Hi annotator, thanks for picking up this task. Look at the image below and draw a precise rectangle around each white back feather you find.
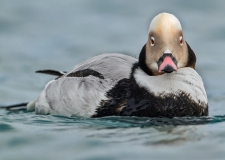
[63,53,137,81]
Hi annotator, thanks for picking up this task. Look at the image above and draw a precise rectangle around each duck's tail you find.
[0,100,36,112]
[1,69,64,112]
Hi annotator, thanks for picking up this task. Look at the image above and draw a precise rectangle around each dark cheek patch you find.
[185,42,196,69]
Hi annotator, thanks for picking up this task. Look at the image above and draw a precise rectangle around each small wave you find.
[91,115,225,127]
[2,108,225,128]
[0,123,15,132]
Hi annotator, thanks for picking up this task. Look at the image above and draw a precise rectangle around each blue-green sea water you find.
[1,1,225,159]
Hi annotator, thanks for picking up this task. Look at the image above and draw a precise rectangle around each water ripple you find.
[2,110,225,129]
[0,123,14,132]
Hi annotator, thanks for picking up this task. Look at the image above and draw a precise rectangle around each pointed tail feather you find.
[36,69,66,76]
[0,103,27,111]
[0,100,36,112]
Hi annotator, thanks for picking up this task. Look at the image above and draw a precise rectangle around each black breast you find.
[92,76,208,118]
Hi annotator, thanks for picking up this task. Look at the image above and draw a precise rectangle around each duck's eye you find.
[151,37,155,46]
[179,36,183,45]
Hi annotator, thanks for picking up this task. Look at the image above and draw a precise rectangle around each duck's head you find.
[139,12,196,76]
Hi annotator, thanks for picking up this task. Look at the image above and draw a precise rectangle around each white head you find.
[139,12,196,76]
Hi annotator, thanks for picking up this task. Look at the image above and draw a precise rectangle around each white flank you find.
[35,76,115,117]
[134,67,208,105]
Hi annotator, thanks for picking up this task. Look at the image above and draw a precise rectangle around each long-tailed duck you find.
[3,12,208,118]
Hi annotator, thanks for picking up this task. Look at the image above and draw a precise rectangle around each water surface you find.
[1,1,225,160]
